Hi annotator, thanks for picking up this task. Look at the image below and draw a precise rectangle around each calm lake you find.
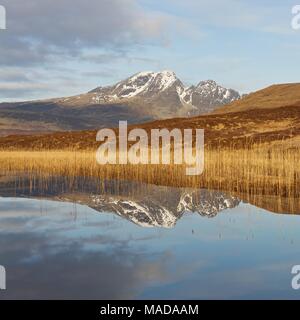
[0,175,299,299]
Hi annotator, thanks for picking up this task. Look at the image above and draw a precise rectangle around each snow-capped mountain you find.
[88,71,241,117]
[0,70,241,135]
[90,71,182,100]
[182,80,241,114]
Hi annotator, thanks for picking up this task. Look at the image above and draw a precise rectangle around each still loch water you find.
[0,176,299,299]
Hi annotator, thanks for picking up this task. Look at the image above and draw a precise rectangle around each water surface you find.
[0,175,299,299]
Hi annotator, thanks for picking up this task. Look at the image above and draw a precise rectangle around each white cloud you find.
[0,0,169,66]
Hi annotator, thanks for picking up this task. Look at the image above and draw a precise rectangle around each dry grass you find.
[0,144,298,200]
[214,83,300,114]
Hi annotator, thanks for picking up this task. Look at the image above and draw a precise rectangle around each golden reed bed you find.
[0,144,299,200]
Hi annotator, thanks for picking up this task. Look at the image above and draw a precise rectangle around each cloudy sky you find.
[0,0,299,101]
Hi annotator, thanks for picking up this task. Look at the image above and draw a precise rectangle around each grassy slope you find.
[0,104,299,150]
[214,83,300,114]
[0,82,300,150]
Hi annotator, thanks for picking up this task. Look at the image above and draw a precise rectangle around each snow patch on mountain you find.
[91,70,180,102]
[89,71,241,115]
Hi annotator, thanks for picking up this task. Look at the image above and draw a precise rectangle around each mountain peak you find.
[197,80,218,87]
[159,70,177,77]
[88,70,240,116]
[91,70,182,101]
[127,70,179,91]
[132,70,176,77]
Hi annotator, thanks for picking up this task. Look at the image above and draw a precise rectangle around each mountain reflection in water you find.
[0,175,241,228]
[0,174,300,299]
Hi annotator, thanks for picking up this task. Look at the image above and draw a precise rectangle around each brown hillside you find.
[214,83,300,114]
[0,104,299,150]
